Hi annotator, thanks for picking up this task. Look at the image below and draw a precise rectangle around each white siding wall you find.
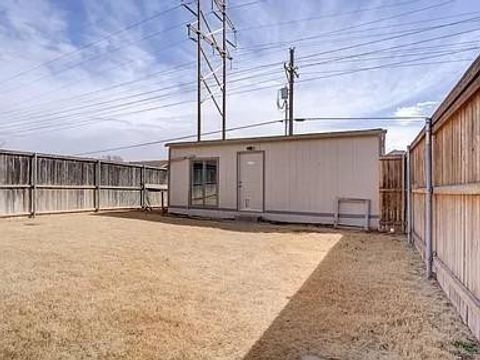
[168,134,381,226]
[169,143,252,209]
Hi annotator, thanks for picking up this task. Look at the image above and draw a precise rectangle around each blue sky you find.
[0,0,479,160]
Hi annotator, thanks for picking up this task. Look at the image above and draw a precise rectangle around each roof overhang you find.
[166,128,386,148]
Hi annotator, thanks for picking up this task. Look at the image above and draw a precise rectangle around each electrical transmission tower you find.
[182,0,237,141]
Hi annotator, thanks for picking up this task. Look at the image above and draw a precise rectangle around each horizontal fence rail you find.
[0,150,167,217]
[406,56,480,341]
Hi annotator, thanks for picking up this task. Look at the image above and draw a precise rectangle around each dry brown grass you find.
[0,211,477,359]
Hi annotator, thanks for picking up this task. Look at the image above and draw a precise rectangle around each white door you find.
[238,152,264,212]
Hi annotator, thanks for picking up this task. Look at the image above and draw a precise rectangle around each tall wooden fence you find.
[407,57,480,341]
[379,152,406,233]
[0,150,167,217]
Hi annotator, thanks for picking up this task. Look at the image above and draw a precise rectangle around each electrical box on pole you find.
[277,86,289,135]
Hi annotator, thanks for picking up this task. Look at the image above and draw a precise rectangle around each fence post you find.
[30,153,37,218]
[95,160,101,211]
[424,118,434,278]
[406,146,412,243]
[141,165,146,209]
[161,190,165,213]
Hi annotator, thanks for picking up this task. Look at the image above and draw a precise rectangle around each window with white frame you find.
[190,159,218,207]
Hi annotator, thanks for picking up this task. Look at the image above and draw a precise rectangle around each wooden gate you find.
[379,151,406,233]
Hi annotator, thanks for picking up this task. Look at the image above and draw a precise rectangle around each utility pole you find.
[182,0,237,142]
[284,47,299,136]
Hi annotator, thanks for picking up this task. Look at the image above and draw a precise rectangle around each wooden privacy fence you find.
[407,57,480,341]
[0,150,167,217]
[379,151,406,233]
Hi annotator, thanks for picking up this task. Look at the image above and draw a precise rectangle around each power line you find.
[4,24,189,95]
[2,42,317,128]
[0,0,265,135]
[0,63,287,130]
[75,119,284,156]
[4,21,480,133]
[5,61,278,126]
[2,0,266,114]
[301,45,479,69]
[231,9,477,74]
[229,0,267,10]
[298,56,477,86]
[321,9,480,41]
[2,0,464,141]
[6,21,476,122]
[11,57,453,136]
[0,4,183,86]
[232,17,480,77]
[74,116,429,156]
[228,27,480,93]
[298,15,480,63]
[4,45,474,131]
[237,0,429,32]
[301,58,475,77]
[224,57,475,99]
[1,78,197,127]
[0,62,195,118]
[1,2,466,120]
[236,0,453,52]
[243,19,480,59]
[311,46,479,64]
[2,50,473,135]
[2,117,131,138]
[297,116,427,121]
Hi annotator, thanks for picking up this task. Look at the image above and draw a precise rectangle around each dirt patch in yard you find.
[0,211,477,359]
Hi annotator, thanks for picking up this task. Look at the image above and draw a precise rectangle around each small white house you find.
[166,128,386,229]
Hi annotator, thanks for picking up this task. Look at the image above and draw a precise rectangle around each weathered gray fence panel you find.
[0,153,31,216]
[0,153,30,185]
[0,189,30,215]
[145,190,168,208]
[100,189,141,209]
[0,150,167,216]
[36,189,96,213]
[145,167,167,184]
[37,157,95,186]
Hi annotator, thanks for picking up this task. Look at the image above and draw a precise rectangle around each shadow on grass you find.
[93,210,471,358]
[240,234,369,359]
[240,234,474,360]
[93,209,347,234]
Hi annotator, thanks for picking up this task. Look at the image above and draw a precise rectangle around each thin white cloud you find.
[394,101,438,118]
